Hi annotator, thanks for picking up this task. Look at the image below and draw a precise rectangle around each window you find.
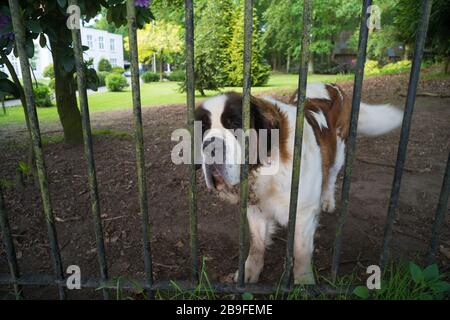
[109,39,115,52]
[87,35,93,49]
[98,36,104,50]
[110,58,117,67]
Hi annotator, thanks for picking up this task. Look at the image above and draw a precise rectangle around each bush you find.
[105,73,129,92]
[43,64,54,79]
[111,66,125,74]
[365,60,382,76]
[166,70,185,82]
[380,60,412,75]
[33,86,53,107]
[97,71,109,87]
[98,58,112,72]
[48,79,55,90]
[141,71,160,83]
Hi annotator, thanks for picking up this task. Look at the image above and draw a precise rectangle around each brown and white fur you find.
[195,82,403,284]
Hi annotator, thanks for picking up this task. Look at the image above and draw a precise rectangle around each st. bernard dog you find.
[194,82,403,285]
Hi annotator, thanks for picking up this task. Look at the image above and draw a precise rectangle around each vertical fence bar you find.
[282,0,312,291]
[184,0,198,283]
[379,0,433,270]
[8,0,66,299]
[237,0,252,288]
[126,0,153,296]
[427,151,450,265]
[0,185,22,298]
[69,0,109,300]
[330,0,372,281]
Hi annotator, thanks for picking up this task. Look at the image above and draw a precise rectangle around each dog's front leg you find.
[293,206,320,285]
[234,205,274,283]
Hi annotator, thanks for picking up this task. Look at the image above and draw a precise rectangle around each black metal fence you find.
[1,0,448,300]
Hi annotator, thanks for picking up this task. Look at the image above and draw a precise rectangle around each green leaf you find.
[423,264,439,282]
[0,71,7,80]
[0,78,19,97]
[241,292,254,300]
[57,0,67,8]
[25,37,34,58]
[353,286,369,299]
[39,34,47,48]
[430,281,450,293]
[418,293,433,300]
[61,55,75,73]
[26,20,42,34]
[409,262,424,284]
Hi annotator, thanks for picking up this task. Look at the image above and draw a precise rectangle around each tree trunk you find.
[50,42,83,145]
[159,51,164,81]
[286,48,291,74]
[308,59,314,74]
[0,50,36,176]
[445,56,449,74]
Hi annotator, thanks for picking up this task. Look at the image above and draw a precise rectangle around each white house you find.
[0,26,124,80]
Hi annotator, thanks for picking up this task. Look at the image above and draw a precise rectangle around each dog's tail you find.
[357,102,403,137]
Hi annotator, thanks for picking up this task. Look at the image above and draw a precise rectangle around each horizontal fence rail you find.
[0,0,447,299]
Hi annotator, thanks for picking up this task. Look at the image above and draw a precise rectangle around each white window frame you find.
[109,38,115,52]
[87,34,93,49]
[98,36,104,50]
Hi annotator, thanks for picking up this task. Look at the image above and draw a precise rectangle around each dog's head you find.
[195,92,287,193]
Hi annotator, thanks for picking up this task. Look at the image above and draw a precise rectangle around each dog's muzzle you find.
[201,132,241,190]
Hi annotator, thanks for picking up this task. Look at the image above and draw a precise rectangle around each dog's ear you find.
[249,97,283,167]
[250,96,281,132]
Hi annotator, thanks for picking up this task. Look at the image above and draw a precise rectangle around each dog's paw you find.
[233,260,262,284]
[294,272,316,285]
[321,196,336,213]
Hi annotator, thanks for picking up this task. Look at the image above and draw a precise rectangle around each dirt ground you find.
[0,74,449,299]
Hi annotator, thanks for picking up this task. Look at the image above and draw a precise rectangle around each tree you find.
[188,0,235,95]
[0,0,153,145]
[130,20,183,80]
[392,0,450,72]
[98,58,112,72]
[225,4,270,87]
[262,0,360,72]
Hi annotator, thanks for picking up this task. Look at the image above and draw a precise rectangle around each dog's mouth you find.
[209,164,226,190]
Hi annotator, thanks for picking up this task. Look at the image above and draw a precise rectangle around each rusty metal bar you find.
[282,0,312,291]
[331,0,372,281]
[8,0,66,299]
[69,0,109,300]
[426,150,450,265]
[0,185,22,298]
[379,0,433,271]
[126,0,154,296]
[237,0,253,288]
[184,0,198,284]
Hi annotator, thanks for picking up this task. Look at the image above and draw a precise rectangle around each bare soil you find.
[0,74,449,299]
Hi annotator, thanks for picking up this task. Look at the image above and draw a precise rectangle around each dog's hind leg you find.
[293,205,320,285]
[234,205,275,283]
[321,137,346,213]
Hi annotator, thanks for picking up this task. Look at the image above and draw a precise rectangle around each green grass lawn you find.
[0,73,353,127]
